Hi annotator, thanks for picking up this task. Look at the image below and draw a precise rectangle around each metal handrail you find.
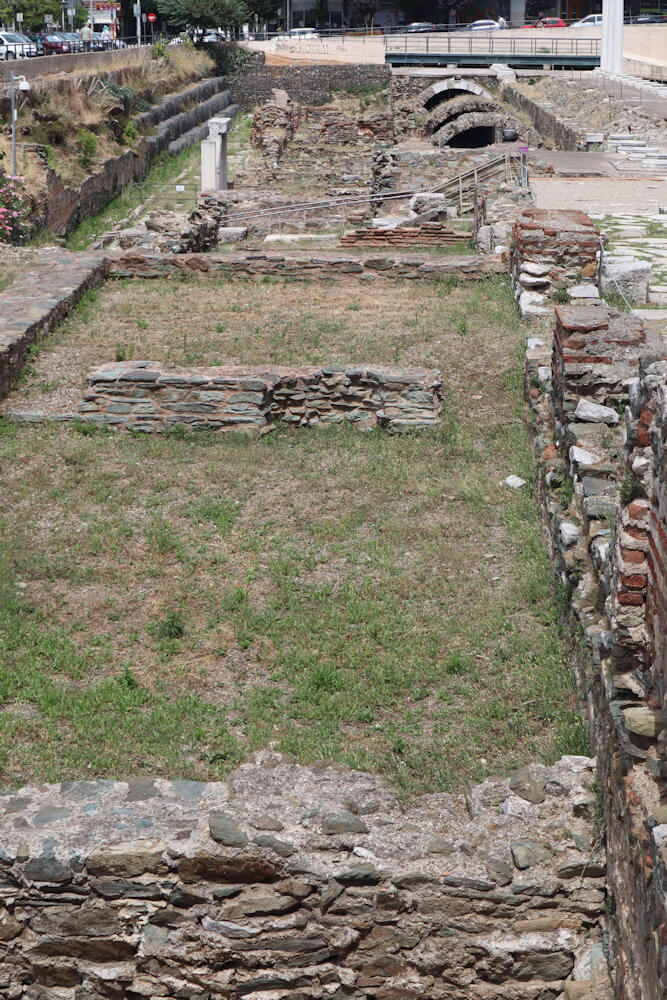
[385,32,601,55]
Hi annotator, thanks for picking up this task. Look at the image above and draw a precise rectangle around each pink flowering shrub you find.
[0,173,27,244]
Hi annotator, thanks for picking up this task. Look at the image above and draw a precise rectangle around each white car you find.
[466,19,501,30]
[288,27,320,38]
[571,13,603,26]
[0,31,36,58]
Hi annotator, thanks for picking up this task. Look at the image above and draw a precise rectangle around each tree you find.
[245,0,278,26]
[347,0,385,28]
[155,0,248,30]
[1,0,59,31]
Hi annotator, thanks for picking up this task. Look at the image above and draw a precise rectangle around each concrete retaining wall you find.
[0,44,152,85]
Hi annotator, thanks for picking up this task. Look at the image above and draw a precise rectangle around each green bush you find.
[205,42,252,77]
[122,119,138,144]
[152,39,167,59]
[76,128,97,169]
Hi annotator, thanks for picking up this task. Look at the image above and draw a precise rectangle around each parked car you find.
[0,30,37,58]
[464,18,502,29]
[521,16,567,26]
[35,32,71,54]
[405,21,435,31]
[571,13,603,26]
[58,31,80,51]
[287,27,320,38]
[630,12,665,22]
[15,31,39,54]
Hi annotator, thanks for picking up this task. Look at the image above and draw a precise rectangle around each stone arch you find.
[419,78,495,111]
[426,94,497,135]
[431,111,500,148]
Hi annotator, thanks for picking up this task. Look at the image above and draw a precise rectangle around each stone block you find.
[599,255,651,305]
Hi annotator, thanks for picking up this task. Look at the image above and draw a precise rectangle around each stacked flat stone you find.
[551,301,660,425]
[106,249,504,283]
[510,209,600,304]
[609,358,667,736]
[0,753,612,1000]
[0,250,106,400]
[340,224,469,248]
[525,297,667,1000]
[317,113,359,145]
[78,362,443,434]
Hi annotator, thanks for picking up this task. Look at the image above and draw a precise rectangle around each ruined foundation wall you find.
[499,83,581,151]
[229,56,391,111]
[106,249,504,282]
[72,361,443,434]
[525,286,666,999]
[0,755,609,999]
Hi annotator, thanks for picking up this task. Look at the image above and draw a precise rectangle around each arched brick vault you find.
[431,111,501,146]
[427,94,499,134]
[419,78,495,111]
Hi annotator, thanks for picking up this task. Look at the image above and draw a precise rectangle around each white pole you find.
[601,0,623,73]
[11,69,16,177]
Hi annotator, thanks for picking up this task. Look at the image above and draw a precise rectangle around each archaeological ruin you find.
[0,33,666,1000]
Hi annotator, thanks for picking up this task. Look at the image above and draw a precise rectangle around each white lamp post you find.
[10,72,31,178]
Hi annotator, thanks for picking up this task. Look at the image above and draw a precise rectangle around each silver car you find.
[0,31,37,58]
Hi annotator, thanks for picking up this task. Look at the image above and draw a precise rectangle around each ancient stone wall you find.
[0,754,610,999]
[0,250,106,401]
[72,361,443,434]
[229,56,390,111]
[525,289,667,999]
[106,248,505,282]
[499,83,581,151]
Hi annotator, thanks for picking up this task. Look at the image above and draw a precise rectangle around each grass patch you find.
[0,276,575,794]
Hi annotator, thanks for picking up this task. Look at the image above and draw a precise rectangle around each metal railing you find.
[384,32,601,56]
[0,32,178,61]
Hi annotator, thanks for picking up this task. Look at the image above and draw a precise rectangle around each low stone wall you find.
[73,361,443,434]
[229,55,390,110]
[106,249,504,282]
[0,250,106,401]
[551,301,657,423]
[525,296,667,999]
[340,224,469,248]
[500,83,582,151]
[510,208,600,316]
[0,752,611,999]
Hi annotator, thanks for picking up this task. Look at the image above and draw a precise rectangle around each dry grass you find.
[4,275,518,414]
[7,46,213,200]
[0,275,581,792]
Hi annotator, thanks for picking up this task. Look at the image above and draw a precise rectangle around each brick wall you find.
[525,285,667,1000]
